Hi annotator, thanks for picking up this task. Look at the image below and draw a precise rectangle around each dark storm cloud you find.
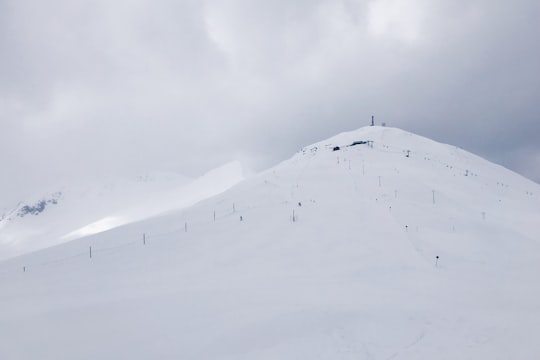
[1,0,539,204]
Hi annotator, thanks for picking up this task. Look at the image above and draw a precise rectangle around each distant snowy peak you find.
[17,192,62,217]
[0,192,62,222]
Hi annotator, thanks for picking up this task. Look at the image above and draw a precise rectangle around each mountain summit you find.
[1,126,539,359]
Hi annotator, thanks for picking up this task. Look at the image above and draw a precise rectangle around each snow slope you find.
[0,161,245,260]
[1,126,539,359]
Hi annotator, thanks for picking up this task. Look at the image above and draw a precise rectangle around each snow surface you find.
[0,161,245,260]
[1,126,539,359]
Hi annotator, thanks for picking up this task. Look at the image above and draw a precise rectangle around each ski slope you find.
[1,126,539,359]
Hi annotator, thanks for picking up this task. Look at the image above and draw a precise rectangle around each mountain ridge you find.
[0,161,245,260]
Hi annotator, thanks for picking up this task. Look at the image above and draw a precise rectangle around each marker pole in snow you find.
[185,222,187,232]
[214,211,216,221]
[435,255,440,267]
[432,190,436,204]
[143,233,146,245]
[89,246,92,259]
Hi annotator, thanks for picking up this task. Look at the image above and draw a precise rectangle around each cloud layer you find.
[1,0,539,203]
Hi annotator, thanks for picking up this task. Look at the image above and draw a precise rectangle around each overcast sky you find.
[1,0,539,204]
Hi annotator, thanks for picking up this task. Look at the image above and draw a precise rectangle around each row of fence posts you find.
[20,197,381,273]
[18,201,266,272]
[16,189,452,273]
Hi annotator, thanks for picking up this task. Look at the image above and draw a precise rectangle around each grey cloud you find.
[1,0,539,205]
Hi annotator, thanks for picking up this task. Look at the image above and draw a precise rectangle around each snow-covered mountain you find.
[0,161,245,260]
[1,126,539,359]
